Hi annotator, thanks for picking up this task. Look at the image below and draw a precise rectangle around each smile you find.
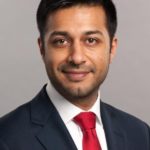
[62,70,90,81]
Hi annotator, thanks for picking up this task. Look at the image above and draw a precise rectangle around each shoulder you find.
[0,85,47,134]
[0,100,31,136]
[101,101,150,149]
[0,100,34,149]
[101,101,150,131]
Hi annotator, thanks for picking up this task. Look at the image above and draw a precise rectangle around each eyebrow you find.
[84,30,103,36]
[49,30,103,38]
[50,31,69,37]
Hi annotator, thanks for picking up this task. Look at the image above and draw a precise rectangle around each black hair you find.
[36,0,117,42]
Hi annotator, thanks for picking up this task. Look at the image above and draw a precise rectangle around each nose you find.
[68,41,86,65]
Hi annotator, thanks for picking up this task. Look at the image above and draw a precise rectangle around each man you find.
[0,0,149,149]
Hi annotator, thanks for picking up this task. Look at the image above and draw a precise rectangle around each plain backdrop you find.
[0,0,150,125]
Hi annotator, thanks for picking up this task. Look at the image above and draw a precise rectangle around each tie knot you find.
[74,112,96,131]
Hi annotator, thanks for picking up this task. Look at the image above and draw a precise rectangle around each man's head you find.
[37,0,118,109]
[37,0,117,43]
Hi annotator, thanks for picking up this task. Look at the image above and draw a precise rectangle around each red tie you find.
[74,112,102,150]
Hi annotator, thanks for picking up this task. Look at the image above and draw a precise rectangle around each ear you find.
[37,37,45,57]
[109,37,118,63]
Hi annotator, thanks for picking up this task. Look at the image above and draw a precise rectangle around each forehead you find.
[45,5,107,36]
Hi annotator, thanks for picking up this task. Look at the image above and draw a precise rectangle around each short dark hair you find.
[36,0,117,42]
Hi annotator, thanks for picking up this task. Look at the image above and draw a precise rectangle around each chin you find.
[62,85,97,99]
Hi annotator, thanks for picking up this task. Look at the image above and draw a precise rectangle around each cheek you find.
[44,50,67,71]
[87,49,110,67]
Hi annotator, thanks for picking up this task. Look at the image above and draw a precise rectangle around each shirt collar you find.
[46,81,102,125]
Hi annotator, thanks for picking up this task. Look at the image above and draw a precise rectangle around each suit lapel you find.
[30,86,77,150]
[101,101,126,150]
[30,86,126,150]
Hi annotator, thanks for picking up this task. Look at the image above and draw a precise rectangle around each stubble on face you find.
[40,5,116,109]
[48,62,109,108]
[45,51,110,106]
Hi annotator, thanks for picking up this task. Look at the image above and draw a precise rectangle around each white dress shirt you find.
[46,82,108,150]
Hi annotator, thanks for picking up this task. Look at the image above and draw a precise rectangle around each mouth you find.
[62,70,90,82]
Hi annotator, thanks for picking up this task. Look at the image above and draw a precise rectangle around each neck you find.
[66,91,98,111]
[47,82,100,111]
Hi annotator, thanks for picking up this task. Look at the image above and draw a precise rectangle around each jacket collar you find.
[101,102,126,150]
[30,86,126,150]
[30,86,77,150]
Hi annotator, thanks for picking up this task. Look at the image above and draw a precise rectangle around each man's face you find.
[38,6,117,102]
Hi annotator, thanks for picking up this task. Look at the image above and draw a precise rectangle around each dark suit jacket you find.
[0,86,150,150]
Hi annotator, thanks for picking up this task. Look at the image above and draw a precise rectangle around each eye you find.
[51,38,68,47]
[85,38,98,46]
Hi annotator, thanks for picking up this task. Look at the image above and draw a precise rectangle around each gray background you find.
[0,0,150,125]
